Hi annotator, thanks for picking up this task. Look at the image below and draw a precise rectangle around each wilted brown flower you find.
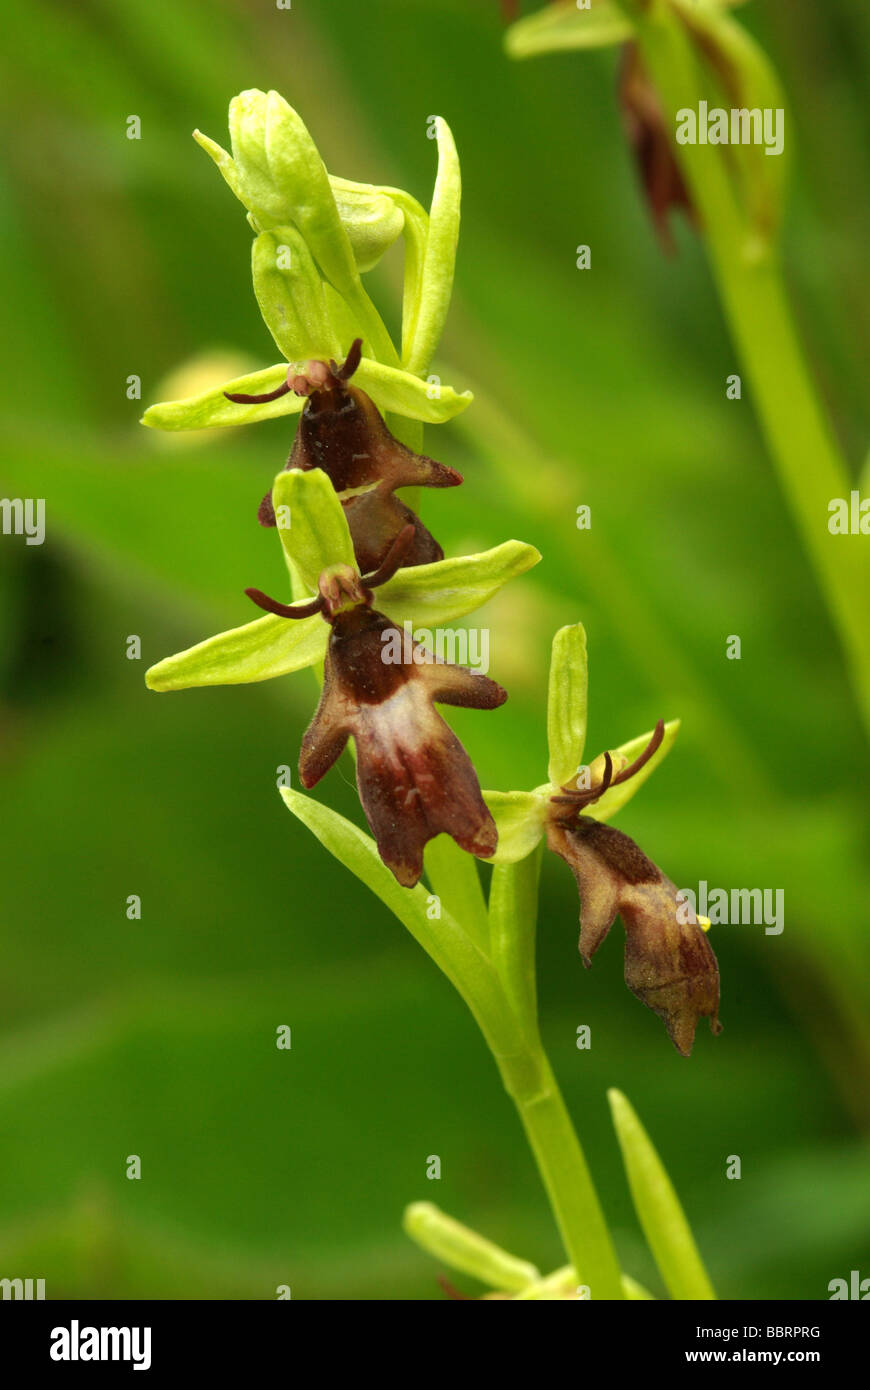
[246,528,505,888]
[547,722,721,1056]
[227,339,462,572]
[619,43,697,254]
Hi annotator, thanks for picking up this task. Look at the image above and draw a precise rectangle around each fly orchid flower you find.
[225,338,463,571]
[483,623,721,1055]
[146,467,540,884]
[247,525,506,886]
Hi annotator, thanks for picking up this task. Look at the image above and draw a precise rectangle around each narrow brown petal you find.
[619,43,697,254]
[548,817,721,1056]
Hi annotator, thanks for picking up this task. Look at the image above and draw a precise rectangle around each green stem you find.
[488,852,624,1298]
[496,1046,624,1298]
[624,0,870,739]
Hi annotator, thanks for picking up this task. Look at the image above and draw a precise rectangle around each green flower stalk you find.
[506,0,870,743]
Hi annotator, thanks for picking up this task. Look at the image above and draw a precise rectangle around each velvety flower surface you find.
[227,339,462,571]
[300,598,505,888]
[548,813,721,1057]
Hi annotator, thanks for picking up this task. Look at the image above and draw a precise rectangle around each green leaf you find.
[271,468,356,592]
[280,789,512,1051]
[546,623,588,788]
[252,227,341,363]
[584,719,680,823]
[403,1202,540,1292]
[145,611,326,692]
[328,176,406,272]
[424,836,490,953]
[404,117,461,376]
[378,540,541,628]
[481,791,547,866]
[505,1,634,60]
[608,1089,716,1301]
[141,365,304,432]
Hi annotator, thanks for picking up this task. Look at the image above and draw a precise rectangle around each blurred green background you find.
[1,0,868,1300]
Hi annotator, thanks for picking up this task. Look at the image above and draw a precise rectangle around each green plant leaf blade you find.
[608,1088,716,1301]
[279,789,510,1048]
[547,623,589,788]
[145,612,326,691]
[378,540,541,628]
[141,365,304,432]
[403,1202,540,1291]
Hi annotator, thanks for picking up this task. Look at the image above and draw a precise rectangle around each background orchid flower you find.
[482,624,718,1054]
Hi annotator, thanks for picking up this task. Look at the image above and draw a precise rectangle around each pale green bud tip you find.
[403,1202,540,1292]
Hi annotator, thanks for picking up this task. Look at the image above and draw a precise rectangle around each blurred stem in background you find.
[510,0,870,742]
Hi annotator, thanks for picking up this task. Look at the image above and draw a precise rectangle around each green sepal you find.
[481,791,547,866]
[546,623,588,788]
[271,467,356,592]
[378,540,541,628]
[145,611,326,692]
[142,357,472,434]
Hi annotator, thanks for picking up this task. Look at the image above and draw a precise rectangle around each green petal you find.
[608,1089,716,1300]
[252,227,341,363]
[583,719,680,823]
[145,611,326,692]
[505,1,634,59]
[141,364,303,432]
[378,540,541,628]
[271,467,356,592]
[329,176,406,273]
[480,791,547,865]
[547,623,588,788]
[403,117,461,376]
